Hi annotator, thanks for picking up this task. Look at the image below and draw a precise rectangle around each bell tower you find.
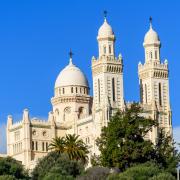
[92,13,124,128]
[138,18,172,138]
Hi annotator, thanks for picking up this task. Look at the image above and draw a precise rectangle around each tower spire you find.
[103,10,107,21]
[149,16,153,28]
[69,49,73,65]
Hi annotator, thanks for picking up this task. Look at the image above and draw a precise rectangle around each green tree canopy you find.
[96,103,157,170]
[154,128,180,176]
[31,152,84,180]
[0,157,29,180]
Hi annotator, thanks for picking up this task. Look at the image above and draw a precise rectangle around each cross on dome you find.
[98,10,114,38]
[55,49,89,88]
[104,10,107,20]
[149,16,153,28]
[69,49,74,65]
[143,17,160,46]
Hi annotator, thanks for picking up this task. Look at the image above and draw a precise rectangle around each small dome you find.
[55,59,89,88]
[144,25,160,45]
[98,18,114,38]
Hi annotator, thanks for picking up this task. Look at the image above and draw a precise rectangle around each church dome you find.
[98,18,114,38]
[55,59,89,88]
[144,22,160,45]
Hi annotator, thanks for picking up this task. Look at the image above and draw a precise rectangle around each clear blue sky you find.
[0,0,180,152]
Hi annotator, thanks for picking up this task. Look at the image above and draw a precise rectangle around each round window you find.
[42,131,47,137]
[32,130,36,136]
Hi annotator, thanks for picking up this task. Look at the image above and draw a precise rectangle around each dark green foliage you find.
[96,103,179,176]
[112,162,160,180]
[0,157,29,180]
[77,166,110,180]
[150,172,175,180]
[31,151,84,180]
[65,134,89,164]
[49,134,89,164]
[154,128,180,176]
[96,103,157,170]
[90,154,101,167]
[107,162,175,180]
[48,136,65,154]
[43,173,74,180]
[0,175,16,180]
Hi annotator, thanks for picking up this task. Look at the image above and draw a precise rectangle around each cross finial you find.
[104,10,107,19]
[149,16,153,28]
[69,49,73,59]
[69,49,74,65]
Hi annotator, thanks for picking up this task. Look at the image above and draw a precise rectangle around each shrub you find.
[43,173,74,180]
[150,172,175,180]
[0,175,16,180]
[108,162,161,180]
[77,166,110,180]
[0,157,29,179]
[31,152,84,180]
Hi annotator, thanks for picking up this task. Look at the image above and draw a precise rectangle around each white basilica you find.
[6,16,172,169]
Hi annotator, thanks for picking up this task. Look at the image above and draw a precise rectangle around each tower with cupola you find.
[138,18,172,141]
[92,13,124,133]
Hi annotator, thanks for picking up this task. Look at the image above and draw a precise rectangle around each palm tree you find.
[49,134,89,164]
[64,134,89,164]
[49,136,65,154]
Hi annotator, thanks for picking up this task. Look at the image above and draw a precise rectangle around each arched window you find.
[71,87,73,93]
[32,141,34,151]
[78,107,85,119]
[80,88,82,93]
[63,88,65,94]
[150,52,153,59]
[155,50,158,59]
[107,109,109,120]
[98,79,100,103]
[36,141,38,151]
[64,107,71,121]
[42,142,44,151]
[46,142,48,151]
[140,79,143,103]
[55,109,59,121]
[145,84,148,104]
[159,83,162,106]
[86,137,90,144]
[76,87,78,93]
[84,88,86,94]
[103,46,106,54]
[109,45,111,54]
[112,78,115,101]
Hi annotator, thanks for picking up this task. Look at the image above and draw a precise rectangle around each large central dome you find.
[55,59,89,88]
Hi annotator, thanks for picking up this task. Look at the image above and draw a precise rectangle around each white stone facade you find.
[6,17,172,169]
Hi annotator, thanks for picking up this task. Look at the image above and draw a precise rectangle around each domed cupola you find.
[98,19,114,39]
[54,51,89,97]
[55,59,89,88]
[143,17,161,47]
[97,12,115,40]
